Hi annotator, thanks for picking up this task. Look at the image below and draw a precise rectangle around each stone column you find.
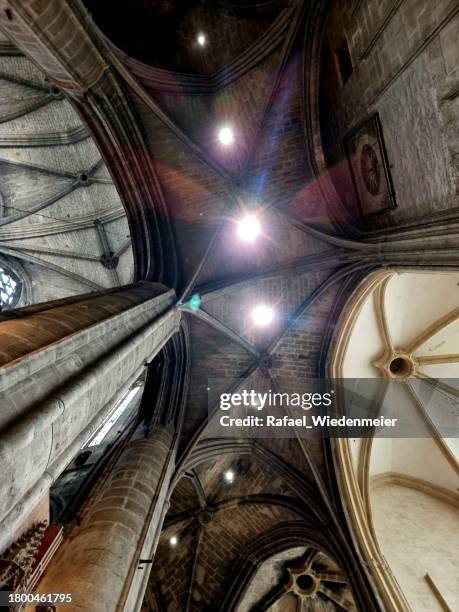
[0,282,180,551]
[36,427,176,612]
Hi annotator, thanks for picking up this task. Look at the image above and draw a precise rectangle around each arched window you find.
[0,265,21,308]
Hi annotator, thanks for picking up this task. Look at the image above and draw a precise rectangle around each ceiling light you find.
[197,33,206,46]
[169,536,178,548]
[224,470,235,484]
[237,215,261,242]
[218,125,234,146]
[252,304,274,327]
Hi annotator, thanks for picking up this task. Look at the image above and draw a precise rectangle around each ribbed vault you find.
[0,1,457,611]
[0,32,134,304]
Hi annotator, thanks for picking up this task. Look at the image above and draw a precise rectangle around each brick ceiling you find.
[1,1,364,609]
[1,2,457,610]
[84,0,287,74]
[80,2,357,609]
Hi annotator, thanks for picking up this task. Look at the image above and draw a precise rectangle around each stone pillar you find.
[0,282,180,552]
[36,427,175,612]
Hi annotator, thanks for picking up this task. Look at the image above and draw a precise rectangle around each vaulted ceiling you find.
[84,0,287,74]
[0,29,134,305]
[0,0,457,610]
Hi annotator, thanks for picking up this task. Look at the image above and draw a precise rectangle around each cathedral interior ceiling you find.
[0,31,134,305]
[0,0,457,609]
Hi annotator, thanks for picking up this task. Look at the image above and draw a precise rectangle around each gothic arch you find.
[328,268,459,611]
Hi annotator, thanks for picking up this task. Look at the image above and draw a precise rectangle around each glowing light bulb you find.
[237,215,261,242]
[218,125,234,146]
[169,536,178,548]
[252,304,274,327]
[197,33,206,46]
[224,470,235,484]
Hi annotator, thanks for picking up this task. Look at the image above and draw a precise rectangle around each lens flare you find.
[189,294,201,312]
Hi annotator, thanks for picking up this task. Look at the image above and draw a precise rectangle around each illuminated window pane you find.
[0,265,20,308]
[85,386,141,447]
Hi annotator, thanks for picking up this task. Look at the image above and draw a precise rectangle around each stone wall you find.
[322,0,459,228]
[371,483,458,611]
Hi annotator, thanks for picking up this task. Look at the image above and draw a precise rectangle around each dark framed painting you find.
[344,113,397,217]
